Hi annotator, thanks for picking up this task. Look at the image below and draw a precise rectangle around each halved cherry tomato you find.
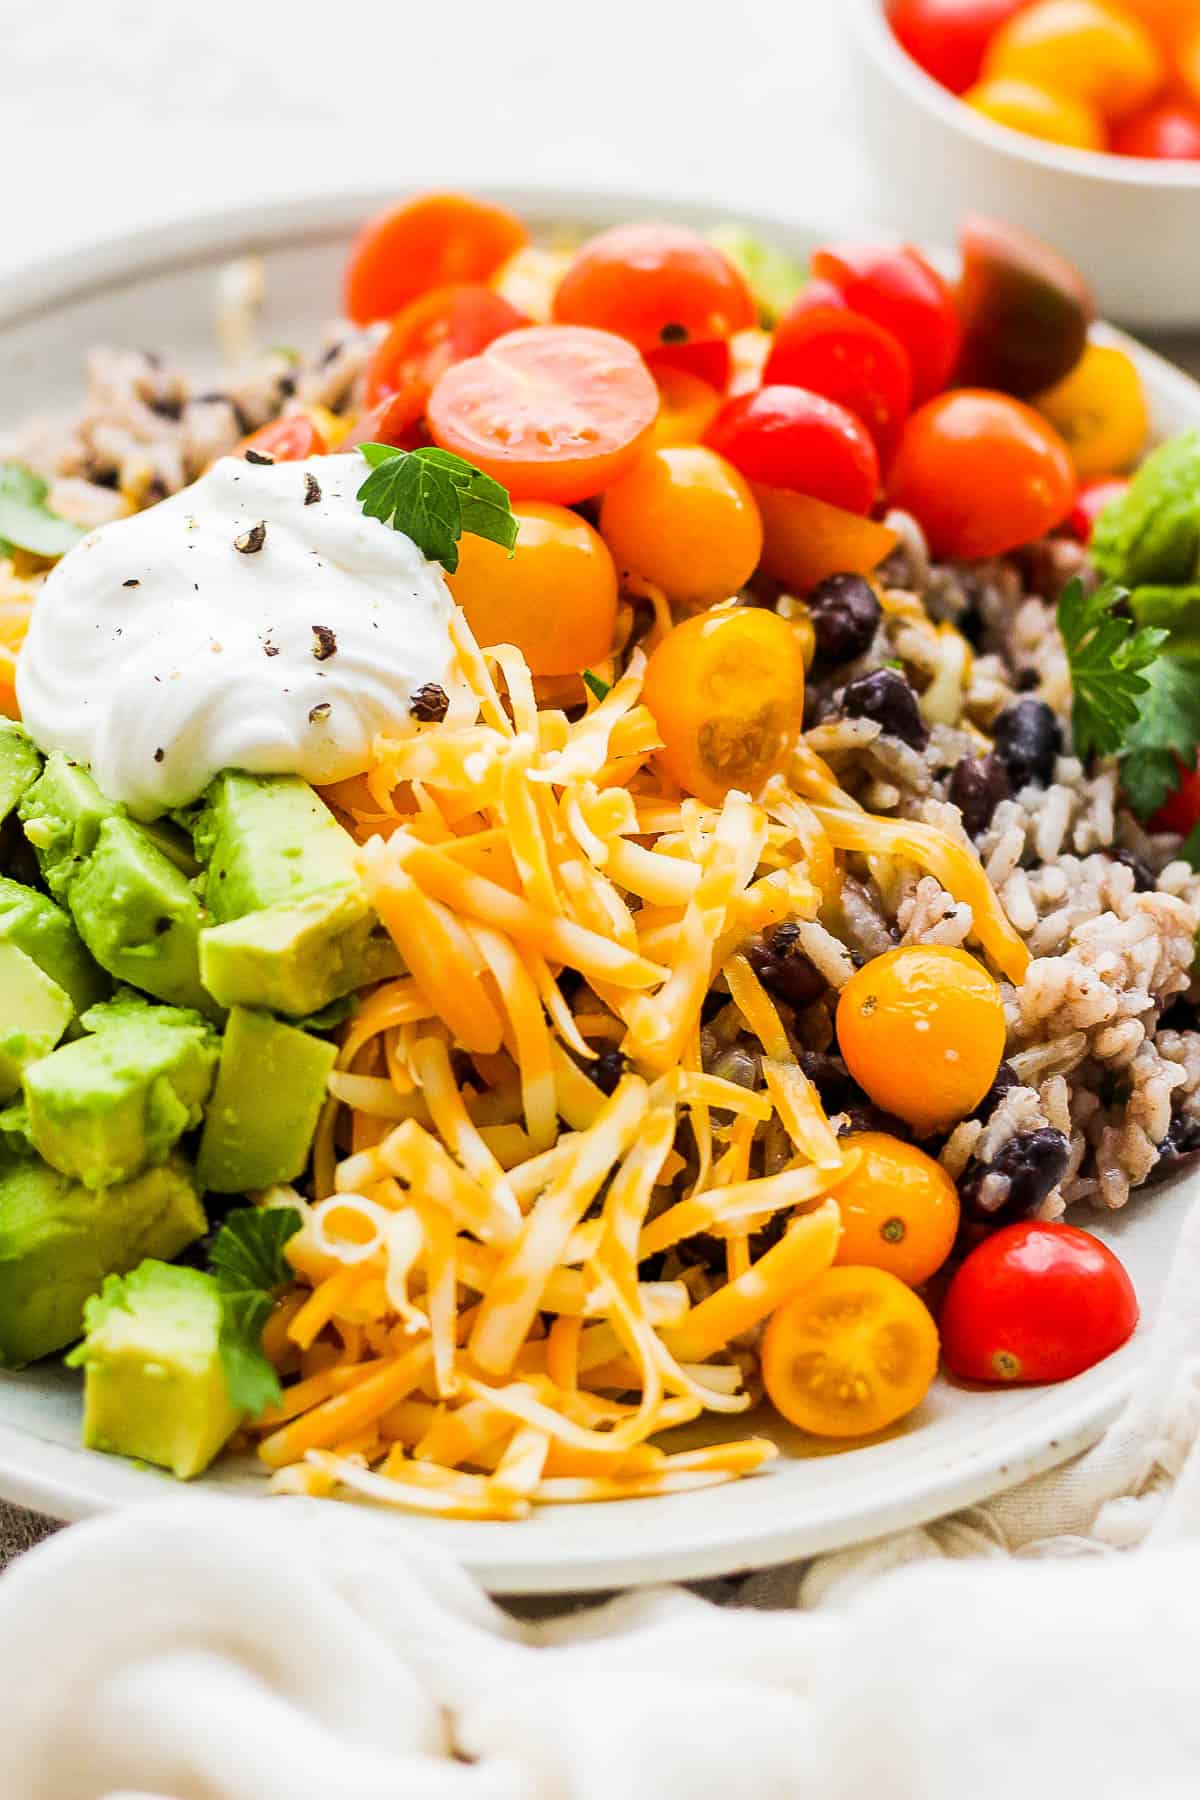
[887,0,1036,93]
[940,1220,1139,1383]
[753,487,901,592]
[649,367,724,448]
[956,216,1094,398]
[598,446,762,608]
[1067,474,1131,540]
[705,387,880,515]
[888,389,1075,560]
[983,0,1165,122]
[427,324,658,505]
[762,1265,940,1438]
[763,301,913,465]
[237,414,327,462]
[445,502,618,676]
[834,1133,961,1287]
[642,606,807,805]
[1113,98,1200,156]
[553,222,755,353]
[343,193,527,327]
[812,243,961,402]
[963,74,1109,148]
[1148,759,1200,833]
[1035,341,1148,478]
[647,338,732,391]
[361,285,528,411]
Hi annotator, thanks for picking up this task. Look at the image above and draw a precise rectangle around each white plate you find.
[0,189,1197,1595]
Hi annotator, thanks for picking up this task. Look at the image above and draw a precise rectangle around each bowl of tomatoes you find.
[850,0,1200,329]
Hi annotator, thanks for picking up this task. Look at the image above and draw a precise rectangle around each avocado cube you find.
[0,875,109,1015]
[68,1261,241,1479]
[0,944,73,1100]
[196,1006,335,1193]
[0,721,41,827]
[200,887,379,1018]
[18,753,115,903]
[23,997,220,1189]
[0,1150,206,1368]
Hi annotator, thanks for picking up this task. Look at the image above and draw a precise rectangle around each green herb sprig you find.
[357,444,518,573]
[209,1205,302,1414]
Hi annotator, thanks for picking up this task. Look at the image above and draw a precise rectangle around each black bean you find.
[840,1101,914,1142]
[947,752,1011,837]
[992,698,1061,790]
[1014,668,1040,693]
[1159,995,1200,1033]
[796,1050,857,1115]
[1157,1109,1200,1166]
[1112,848,1155,893]
[841,668,929,749]
[958,1127,1070,1225]
[805,573,881,664]
[587,1047,627,1096]
[746,922,826,1010]
[975,1060,1018,1122]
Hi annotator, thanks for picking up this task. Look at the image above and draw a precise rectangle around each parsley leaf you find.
[0,462,84,560]
[1119,653,1200,819]
[582,670,611,702]
[209,1205,302,1414]
[357,444,518,574]
[1058,577,1166,761]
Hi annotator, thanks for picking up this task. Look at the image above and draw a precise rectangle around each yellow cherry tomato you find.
[1035,341,1149,477]
[446,501,617,676]
[963,76,1108,148]
[642,605,806,805]
[984,0,1166,122]
[650,368,724,448]
[833,1133,961,1287]
[600,446,763,610]
[837,945,1006,1135]
[761,1265,940,1439]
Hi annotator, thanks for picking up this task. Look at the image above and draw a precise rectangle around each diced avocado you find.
[200,887,379,1017]
[0,1149,206,1368]
[0,945,73,1100]
[68,1261,241,1479]
[18,753,115,903]
[139,816,201,879]
[707,224,807,328]
[0,875,109,1014]
[1092,431,1200,589]
[23,994,219,1189]
[196,1006,335,1193]
[0,721,41,827]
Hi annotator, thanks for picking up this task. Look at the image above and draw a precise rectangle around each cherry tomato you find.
[752,487,901,592]
[1067,474,1131,540]
[649,367,724,448]
[1122,0,1200,46]
[956,215,1094,398]
[427,324,658,505]
[642,606,807,805]
[1148,759,1200,832]
[553,222,755,354]
[963,75,1109,147]
[984,0,1165,122]
[763,301,913,465]
[361,285,528,412]
[705,387,880,515]
[812,243,961,402]
[838,944,1007,1134]
[728,329,773,398]
[888,390,1075,560]
[237,414,327,462]
[1035,341,1148,478]
[940,1220,1139,1383]
[833,1133,961,1287]
[445,502,618,676]
[762,1266,940,1438]
[599,446,762,609]
[888,0,1036,92]
[343,193,527,327]
[1113,98,1200,155]
[647,338,732,391]
[336,391,429,456]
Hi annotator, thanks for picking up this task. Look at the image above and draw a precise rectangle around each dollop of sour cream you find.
[16,454,471,817]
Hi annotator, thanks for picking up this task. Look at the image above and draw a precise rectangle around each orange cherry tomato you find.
[963,75,1109,147]
[445,501,618,676]
[237,414,327,462]
[837,944,1007,1135]
[553,222,756,354]
[752,486,902,593]
[343,193,527,327]
[833,1133,961,1287]
[642,606,806,805]
[649,367,724,448]
[1121,0,1199,46]
[887,389,1075,560]
[598,446,763,609]
[361,285,528,412]
[427,324,658,505]
[983,0,1166,122]
[1035,341,1148,477]
[761,1266,940,1438]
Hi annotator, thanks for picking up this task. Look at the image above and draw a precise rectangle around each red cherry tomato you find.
[1067,474,1131,541]
[647,338,732,391]
[361,285,528,411]
[343,193,527,327]
[887,389,1075,559]
[1113,101,1200,158]
[427,324,658,505]
[812,242,962,402]
[705,386,880,515]
[940,1221,1139,1384]
[553,222,756,353]
[888,0,1035,93]
[763,302,913,465]
[336,390,429,456]
[1148,761,1200,834]
[237,415,327,462]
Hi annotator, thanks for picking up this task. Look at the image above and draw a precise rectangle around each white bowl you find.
[849,0,1200,330]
